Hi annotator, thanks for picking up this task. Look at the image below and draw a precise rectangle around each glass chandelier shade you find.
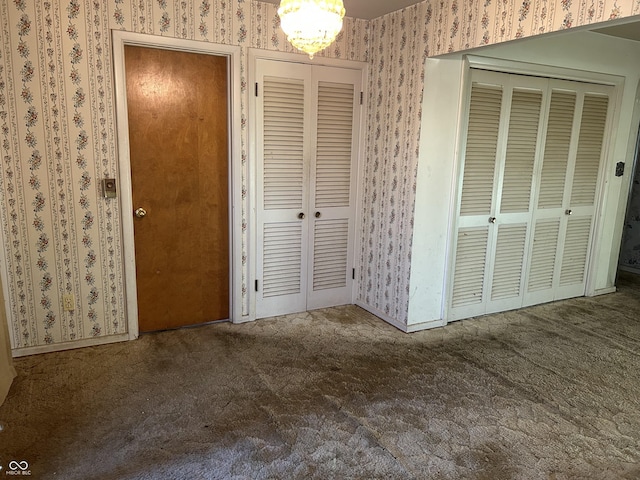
[277,0,346,59]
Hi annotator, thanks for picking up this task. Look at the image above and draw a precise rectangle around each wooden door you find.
[125,46,229,332]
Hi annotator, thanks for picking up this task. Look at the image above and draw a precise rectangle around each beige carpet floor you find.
[1,272,640,479]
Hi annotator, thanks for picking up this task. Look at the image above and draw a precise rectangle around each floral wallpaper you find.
[1,0,124,348]
[620,155,640,270]
[104,0,368,322]
[0,0,638,352]
[358,0,640,324]
[358,5,429,322]
[0,0,368,351]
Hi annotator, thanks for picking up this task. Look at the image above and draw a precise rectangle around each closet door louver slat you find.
[315,82,354,208]
[560,217,593,286]
[527,219,561,292]
[263,223,303,297]
[313,219,348,290]
[491,224,527,301]
[538,91,576,209]
[460,84,502,216]
[263,77,305,210]
[451,228,489,308]
[571,94,609,207]
[500,90,542,213]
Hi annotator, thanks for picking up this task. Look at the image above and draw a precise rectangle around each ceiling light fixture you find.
[277,0,346,59]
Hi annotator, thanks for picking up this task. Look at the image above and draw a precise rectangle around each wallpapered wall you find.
[0,0,368,350]
[358,0,640,324]
[0,0,125,348]
[1,0,638,351]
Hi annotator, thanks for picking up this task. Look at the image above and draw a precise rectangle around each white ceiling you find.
[258,0,423,20]
[259,1,640,39]
[592,21,640,42]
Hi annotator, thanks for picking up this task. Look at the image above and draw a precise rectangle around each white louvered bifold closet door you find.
[524,81,612,305]
[486,84,545,314]
[307,67,361,310]
[450,69,613,322]
[449,70,545,321]
[450,75,502,320]
[524,88,576,305]
[256,61,311,318]
[255,60,361,319]
[555,88,611,299]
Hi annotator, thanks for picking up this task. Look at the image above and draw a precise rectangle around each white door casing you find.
[112,32,243,340]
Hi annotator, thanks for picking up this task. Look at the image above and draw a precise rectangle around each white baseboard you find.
[12,333,130,358]
[589,286,617,297]
[355,301,409,332]
[355,301,447,333]
[233,315,256,324]
[405,318,447,332]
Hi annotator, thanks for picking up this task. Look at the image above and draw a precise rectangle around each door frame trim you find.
[246,49,368,321]
[112,31,242,338]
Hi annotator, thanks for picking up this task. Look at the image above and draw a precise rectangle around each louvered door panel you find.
[315,82,354,208]
[460,84,502,216]
[538,91,576,209]
[450,71,612,323]
[570,94,609,207]
[263,77,305,210]
[451,227,489,310]
[526,219,561,293]
[500,90,542,213]
[490,224,527,301]
[559,217,592,287]
[256,61,310,318]
[257,60,361,318]
[307,67,360,311]
[313,219,348,290]
[263,223,303,297]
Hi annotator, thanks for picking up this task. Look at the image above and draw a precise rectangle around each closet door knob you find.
[315,211,321,218]
[298,212,305,219]
[565,209,573,216]
[488,216,497,224]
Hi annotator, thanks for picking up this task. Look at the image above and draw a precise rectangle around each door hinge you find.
[360,91,363,105]
[255,279,259,291]
[352,268,355,280]
[255,82,259,97]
